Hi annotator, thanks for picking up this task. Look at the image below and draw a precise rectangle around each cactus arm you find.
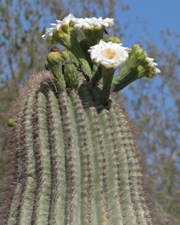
[47,52,66,90]
[63,63,79,89]
[111,44,144,92]
[112,67,139,92]
[111,44,160,92]
[62,50,79,67]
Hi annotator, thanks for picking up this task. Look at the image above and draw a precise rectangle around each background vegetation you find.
[0,0,179,223]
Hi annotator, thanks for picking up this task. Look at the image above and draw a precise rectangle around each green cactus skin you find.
[0,67,155,224]
[63,63,79,89]
[62,50,80,68]
[47,52,66,90]
[91,66,102,85]
[111,45,148,92]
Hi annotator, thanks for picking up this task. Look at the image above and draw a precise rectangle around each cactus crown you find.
[0,14,161,225]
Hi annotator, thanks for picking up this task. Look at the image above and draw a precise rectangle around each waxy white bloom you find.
[73,17,114,30]
[88,40,129,69]
[42,14,114,44]
[145,53,161,77]
[42,28,57,43]
[42,14,75,42]
[50,13,76,31]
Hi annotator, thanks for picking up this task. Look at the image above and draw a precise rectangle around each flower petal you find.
[73,17,114,30]
[88,40,129,69]
[145,53,161,77]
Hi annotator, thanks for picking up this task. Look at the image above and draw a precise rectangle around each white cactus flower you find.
[145,54,161,77]
[42,27,57,43]
[42,14,76,42]
[88,40,129,69]
[73,17,114,30]
[51,13,75,30]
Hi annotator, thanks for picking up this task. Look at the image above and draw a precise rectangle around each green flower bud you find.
[107,36,122,43]
[7,119,16,127]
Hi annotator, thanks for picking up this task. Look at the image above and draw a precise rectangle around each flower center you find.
[101,48,117,59]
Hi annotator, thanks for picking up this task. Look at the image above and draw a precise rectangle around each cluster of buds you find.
[42,14,161,104]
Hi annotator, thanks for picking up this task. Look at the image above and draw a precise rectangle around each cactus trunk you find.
[0,69,154,225]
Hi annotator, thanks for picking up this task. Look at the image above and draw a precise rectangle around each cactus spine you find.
[0,14,161,225]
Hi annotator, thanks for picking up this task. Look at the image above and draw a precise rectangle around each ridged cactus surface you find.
[0,71,153,225]
[0,14,161,225]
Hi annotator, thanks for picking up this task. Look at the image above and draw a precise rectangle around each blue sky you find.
[116,0,180,49]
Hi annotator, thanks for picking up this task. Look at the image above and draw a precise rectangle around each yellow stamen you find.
[101,48,117,59]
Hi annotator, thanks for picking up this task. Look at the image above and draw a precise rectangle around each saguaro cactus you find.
[0,14,161,225]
